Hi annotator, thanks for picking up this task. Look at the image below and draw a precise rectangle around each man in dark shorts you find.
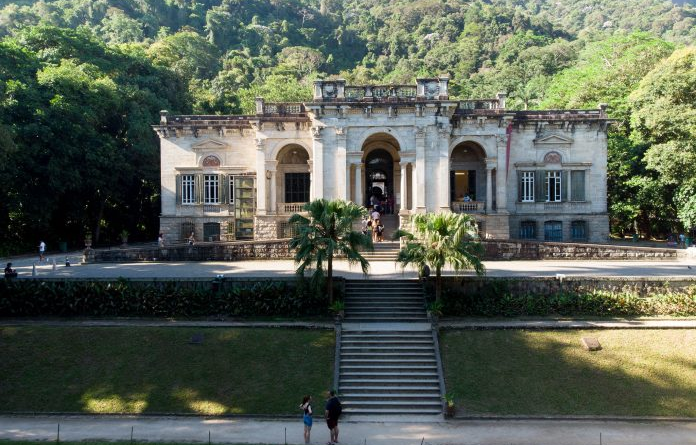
[324,390,342,444]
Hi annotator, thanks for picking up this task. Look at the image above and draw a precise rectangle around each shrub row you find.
[439,286,696,317]
[0,279,333,318]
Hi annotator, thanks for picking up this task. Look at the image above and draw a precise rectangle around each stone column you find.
[307,159,314,199]
[346,164,352,202]
[255,139,267,215]
[486,165,493,214]
[439,128,451,211]
[311,127,324,200]
[268,161,277,214]
[399,162,408,213]
[415,126,426,212]
[335,127,347,200]
[355,162,363,207]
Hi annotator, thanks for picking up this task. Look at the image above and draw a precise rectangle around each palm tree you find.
[289,199,373,304]
[393,212,485,302]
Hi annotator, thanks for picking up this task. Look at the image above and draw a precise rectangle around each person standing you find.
[325,390,342,445]
[299,395,313,444]
[158,233,165,248]
[376,219,385,242]
[38,240,46,262]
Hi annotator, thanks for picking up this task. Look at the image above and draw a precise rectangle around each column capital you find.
[311,126,324,140]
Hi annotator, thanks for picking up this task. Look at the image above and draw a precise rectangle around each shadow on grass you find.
[0,327,334,415]
[441,329,696,416]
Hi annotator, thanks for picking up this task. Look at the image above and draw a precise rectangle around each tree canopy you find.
[1,0,695,251]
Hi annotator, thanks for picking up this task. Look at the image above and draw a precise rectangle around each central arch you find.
[360,132,401,213]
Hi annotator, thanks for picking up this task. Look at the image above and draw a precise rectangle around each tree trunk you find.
[327,254,333,305]
[435,268,442,303]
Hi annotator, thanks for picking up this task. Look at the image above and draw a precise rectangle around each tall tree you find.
[629,47,696,230]
[393,213,485,303]
[289,199,372,304]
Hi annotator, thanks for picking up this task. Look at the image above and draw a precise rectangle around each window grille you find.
[571,221,587,241]
[544,221,563,242]
[519,221,536,239]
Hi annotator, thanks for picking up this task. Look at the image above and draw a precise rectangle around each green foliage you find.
[289,199,372,303]
[0,278,331,317]
[440,286,696,317]
[395,212,485,302]
[542,32,674,121]
[630,47,696,229]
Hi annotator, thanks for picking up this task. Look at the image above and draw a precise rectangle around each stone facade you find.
[154,77,611,243]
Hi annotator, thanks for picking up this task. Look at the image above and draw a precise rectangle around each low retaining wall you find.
[86,240,291,262]
[440,276,696,297]
[482,240,682,260]
[85,239,683,262]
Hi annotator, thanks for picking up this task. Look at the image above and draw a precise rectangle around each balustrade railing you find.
[451,201,485,213]
[263,103,305,115]
[278,202,308,214]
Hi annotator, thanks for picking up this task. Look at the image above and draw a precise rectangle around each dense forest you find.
[0,0,695,253]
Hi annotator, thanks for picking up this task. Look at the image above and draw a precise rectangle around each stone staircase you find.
[338,279,443,416]
[361,241,400,262]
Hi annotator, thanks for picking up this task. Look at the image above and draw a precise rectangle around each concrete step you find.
[345,314,428,323]
[341,335,432,341]
[339,378,440,385]
[341,356,437,369]
[343,401,442,409]
[342,393,442,401]
[340,371,439,378]
[340,366,437,372]
[339,386,439,393]
[342,407,442,415]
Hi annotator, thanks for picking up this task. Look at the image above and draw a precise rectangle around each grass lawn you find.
[0,327,334,415]
[441,329,696,417]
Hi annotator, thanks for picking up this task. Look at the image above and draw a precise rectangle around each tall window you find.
[545,171,562,202]
[519,221,536,239]
[285,173,310,203]
[521,171,535,202]
[181,174,195,204]
[204,174,219,204]
[571,170,586,201]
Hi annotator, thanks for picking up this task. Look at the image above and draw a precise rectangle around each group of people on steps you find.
[299,390,342,445]
[362,192,387,242]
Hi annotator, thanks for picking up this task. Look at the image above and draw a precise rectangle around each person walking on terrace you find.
[38,240,46,262]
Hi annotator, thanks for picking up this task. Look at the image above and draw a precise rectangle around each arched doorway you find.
[276,144,310,214]
[365,149,394,211]
[360,132,401,214]
[450,142,487,213]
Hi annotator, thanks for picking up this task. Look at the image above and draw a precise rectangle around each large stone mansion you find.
[154,76,610,243]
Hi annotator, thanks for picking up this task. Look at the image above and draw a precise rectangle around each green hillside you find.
[0,0,694,252]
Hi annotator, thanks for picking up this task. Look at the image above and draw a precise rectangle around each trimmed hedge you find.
[0,278,334,318]
[439,282,696,317]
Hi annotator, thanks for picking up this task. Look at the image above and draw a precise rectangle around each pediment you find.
[191,139,229,151]
[533,134,573,146]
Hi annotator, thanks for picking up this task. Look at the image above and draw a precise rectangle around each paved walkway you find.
[4,252,696,279]
[1,415,695,445]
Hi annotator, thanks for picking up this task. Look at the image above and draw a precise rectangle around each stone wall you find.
[481,240,682,260]
[440,276,696,297]
[86,239,291,262]
[86,239,682,263]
